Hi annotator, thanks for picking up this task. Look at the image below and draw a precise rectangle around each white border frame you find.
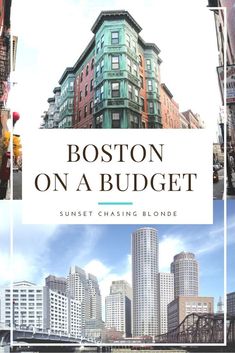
[9,5,228,350]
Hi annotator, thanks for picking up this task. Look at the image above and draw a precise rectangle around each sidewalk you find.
[225,171,235,200]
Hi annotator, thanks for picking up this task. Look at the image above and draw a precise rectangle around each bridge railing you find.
[155,313,226,344]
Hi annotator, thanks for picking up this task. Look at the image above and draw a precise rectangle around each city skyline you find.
[10,0,220,137]
[0,201,232,319]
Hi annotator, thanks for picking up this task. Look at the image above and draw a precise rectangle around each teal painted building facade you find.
[48,10,162,129]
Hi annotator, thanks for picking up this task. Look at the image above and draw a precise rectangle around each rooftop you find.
[91,10,142,34]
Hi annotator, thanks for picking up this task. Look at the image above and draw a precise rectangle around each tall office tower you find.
[45,275,67,296]
[87,273,102,321]
[171,252,199,298]
[67,266,88,332]
[157,273,174,335]
[105,280,132,337]
[132,227,159,337]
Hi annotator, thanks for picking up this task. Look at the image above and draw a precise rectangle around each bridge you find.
[155,313,235,345]
[0,327,94,345]
[0,315,234,351]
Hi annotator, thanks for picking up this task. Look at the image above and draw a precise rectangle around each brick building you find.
[160,83,180,128]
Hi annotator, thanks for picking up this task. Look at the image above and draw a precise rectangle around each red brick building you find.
[160,83,180,128]
[181,109,203,129]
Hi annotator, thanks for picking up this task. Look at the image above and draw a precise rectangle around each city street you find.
[213,168,224,200]
[13,169,22,200]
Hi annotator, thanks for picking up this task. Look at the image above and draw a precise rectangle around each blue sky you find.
[1,200,234,316]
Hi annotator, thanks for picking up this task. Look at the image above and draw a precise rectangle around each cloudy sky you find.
[10,0,221,138]
[1,200,234,318]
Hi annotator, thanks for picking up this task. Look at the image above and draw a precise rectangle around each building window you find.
[140,97,145,111]
[111,82,120,97]
[78,110,81,121]
[84,105,88,117]
[146,59,151,70]
[100,59,104,73]
[90,79,93,91]
[126,33,130,47]
[96,63,100,78]
[91,58,94,69]
[140,76,144,88]
[112,112,120,128]
[112,55,119,70]
[132,40,136,53]
[96,115,103,128]
[96,41,100,53]
[130,114,139,128]
[101,34,104,48]
[149,101,154,114]
[139,55,143,66]
[100,85,104,100]
[128,83,132,100]
[111,31,119,44]
[147,80,153,91]
[127,58,131,72]
[134,88,138,103]
[90,101,93,114]
[79,90,82,101]
[80,72,83,82]
[85,84,88,96]
[133,63,137,76]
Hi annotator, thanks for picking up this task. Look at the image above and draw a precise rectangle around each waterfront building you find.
[227,292,235,316]
[167,296,214,331]
[47,289,69,335]
[45,275,67,296]
[160,83,180,128]
[171,251,199,298]
[157,273,174,335]
[132,227,159,336]
[105,280,132,337]
[68,296,83,338]
[0,281,83,338]
[0,281,47,330]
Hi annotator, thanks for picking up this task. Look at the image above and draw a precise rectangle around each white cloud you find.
[159,235,185,272]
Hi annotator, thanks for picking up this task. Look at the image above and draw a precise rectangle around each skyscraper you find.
[171,252,199,298]
[157,273,174,335]
[67,266,102,337]
[105,280,132,337]
[67,266,88,332]
[132,227,159,337]
[45,275,67,296]
[87,273,102,321]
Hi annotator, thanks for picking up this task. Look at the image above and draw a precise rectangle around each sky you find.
[1,200,234,319]
[9,0,222,139]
